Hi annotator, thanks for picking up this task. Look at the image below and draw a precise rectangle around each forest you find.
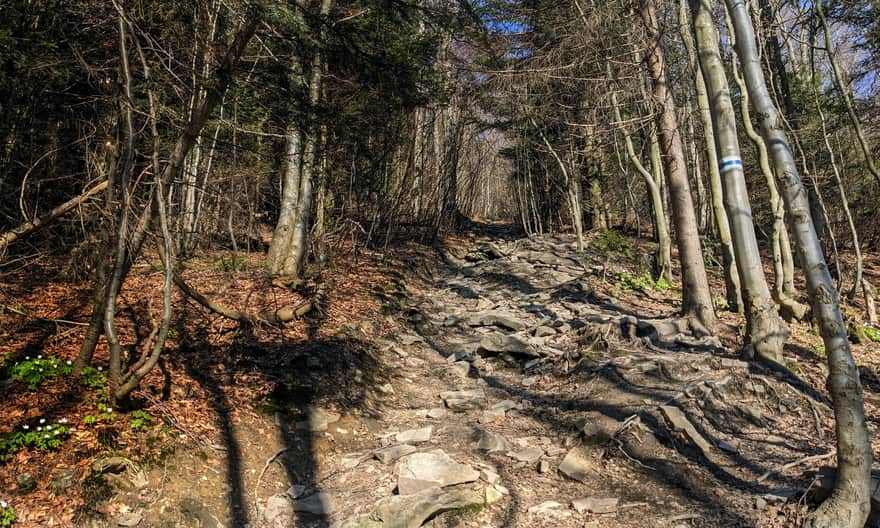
[0,0,879,526]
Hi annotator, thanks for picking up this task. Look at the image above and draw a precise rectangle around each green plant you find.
[214,255,244,273]
[593,229,633,259]
[0,420,71,462]
[865,325,880,343]
[815,339,826,357]
[0,501,14,527]
[78,366,106,389]
[10,356,72,390]
[83,415,97,425]
[618,271,671,292]
[713,295,730,312]
[129,410,155,431]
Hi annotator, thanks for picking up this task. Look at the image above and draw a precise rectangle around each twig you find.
[756,451,835,483]
[254,447,292,515]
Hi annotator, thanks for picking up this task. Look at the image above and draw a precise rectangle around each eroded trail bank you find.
[92,232,878,528]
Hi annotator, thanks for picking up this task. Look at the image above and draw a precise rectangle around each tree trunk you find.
[641,0,717,334]
[690,0,787,362]
[679,0,742,313]
[815,0,880,188]
[722,5,806,321]
[609,75,672,281]
[266,126,303,274]
[726,1,872,525]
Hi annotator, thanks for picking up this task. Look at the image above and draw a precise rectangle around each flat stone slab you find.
[296,406,341,432]
[467,311,526,331]
[572,497,619,514]
[397,450,479,495]
[660,405,712,455]
[339,484,484,528]
[374,444,418,464]
[478,333,539,358]
[477,431,511,453]
[509,447,543,464]
[559,447,595,483]
[396,426,433,444]
[440,389,486,411]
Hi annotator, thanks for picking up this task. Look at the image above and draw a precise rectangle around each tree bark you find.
[640,0,717,334]
[678,0,741,312]
[689,0,787,361]
[726,1,872,525]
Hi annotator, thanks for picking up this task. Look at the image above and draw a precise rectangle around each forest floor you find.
[1,225,880,528]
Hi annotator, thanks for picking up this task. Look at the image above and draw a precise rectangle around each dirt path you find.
[97,232,874,528]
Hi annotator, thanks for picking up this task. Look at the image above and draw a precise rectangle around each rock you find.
[577,418,603,440]
[718,440,739,453]
[297,406,341,432]
[446,361,470,378]
[660,405,712,456]
[468,311,526,332]
[397,451,479,495]
[478,409,505,424]
[533,325,557,338]
[477,431,511,453]
[263,494,295,528]
[509,447,543,464]
[396,426,433,444]
[292,492,334,515]
[480,469,500,484]
[478,333,539,358]
[426,408,448,419]
[495,484,509,495]
[559,447,595,483]
[491,400,518,412]
[572,497,619,514]
[440,389,486,411]
[522,376,538,387]
[377,383,395,395]
[287,484,307,498]
[339,484,483,528]
[527,501,564,514]
[399,335,424,345]
[755,497,767,510]
[539,460,551,474]
[15,472,36,493]
[49,468,77,493]
[115,512,142,527]
[92,456,132,474]
[485,486,504,504]
[180,498,221,528]
[374,444,418,464]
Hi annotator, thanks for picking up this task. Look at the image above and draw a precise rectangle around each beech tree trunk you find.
[640,0,716,334]
[678,0,741,312]
[725,1,873,526]
[689,0,786,362]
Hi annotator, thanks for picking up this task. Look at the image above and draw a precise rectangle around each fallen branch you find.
[756,451,835,483]
[0,179,108,254]
[173,272,318,325]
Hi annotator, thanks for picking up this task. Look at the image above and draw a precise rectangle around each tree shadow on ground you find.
[173,318,388,528]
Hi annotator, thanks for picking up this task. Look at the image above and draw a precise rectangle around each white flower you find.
[44,434,49,439]
[25,356,30,360]
[66,360,72,365]
[59,418,67,424]
[53,431,59,436]
[106,407,113,413]
[0,500,7,508]
[37,355,42,359]
[22,425,29,430]
[46,425,52,431]
[37,427,42,432]
[39,418,45,424]
[97,366,102,371]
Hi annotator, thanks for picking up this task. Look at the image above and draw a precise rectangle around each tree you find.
[726,0,873,525]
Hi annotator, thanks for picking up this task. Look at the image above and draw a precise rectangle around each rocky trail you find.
[90,231,879,528]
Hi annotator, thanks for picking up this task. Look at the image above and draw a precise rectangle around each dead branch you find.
[0,179,108,254]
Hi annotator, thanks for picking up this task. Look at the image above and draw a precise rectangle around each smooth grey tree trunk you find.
[266,126,303,274]
[678,0,741,312]
[689,0,787,362]
[641,0,717,334]
[726,1,872,526]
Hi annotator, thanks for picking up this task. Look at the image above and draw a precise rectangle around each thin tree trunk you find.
[690,0,787,362]
[610,77,672,281]
[641,0,717,334]
[815,0,880,188]
[726,2,872,525]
